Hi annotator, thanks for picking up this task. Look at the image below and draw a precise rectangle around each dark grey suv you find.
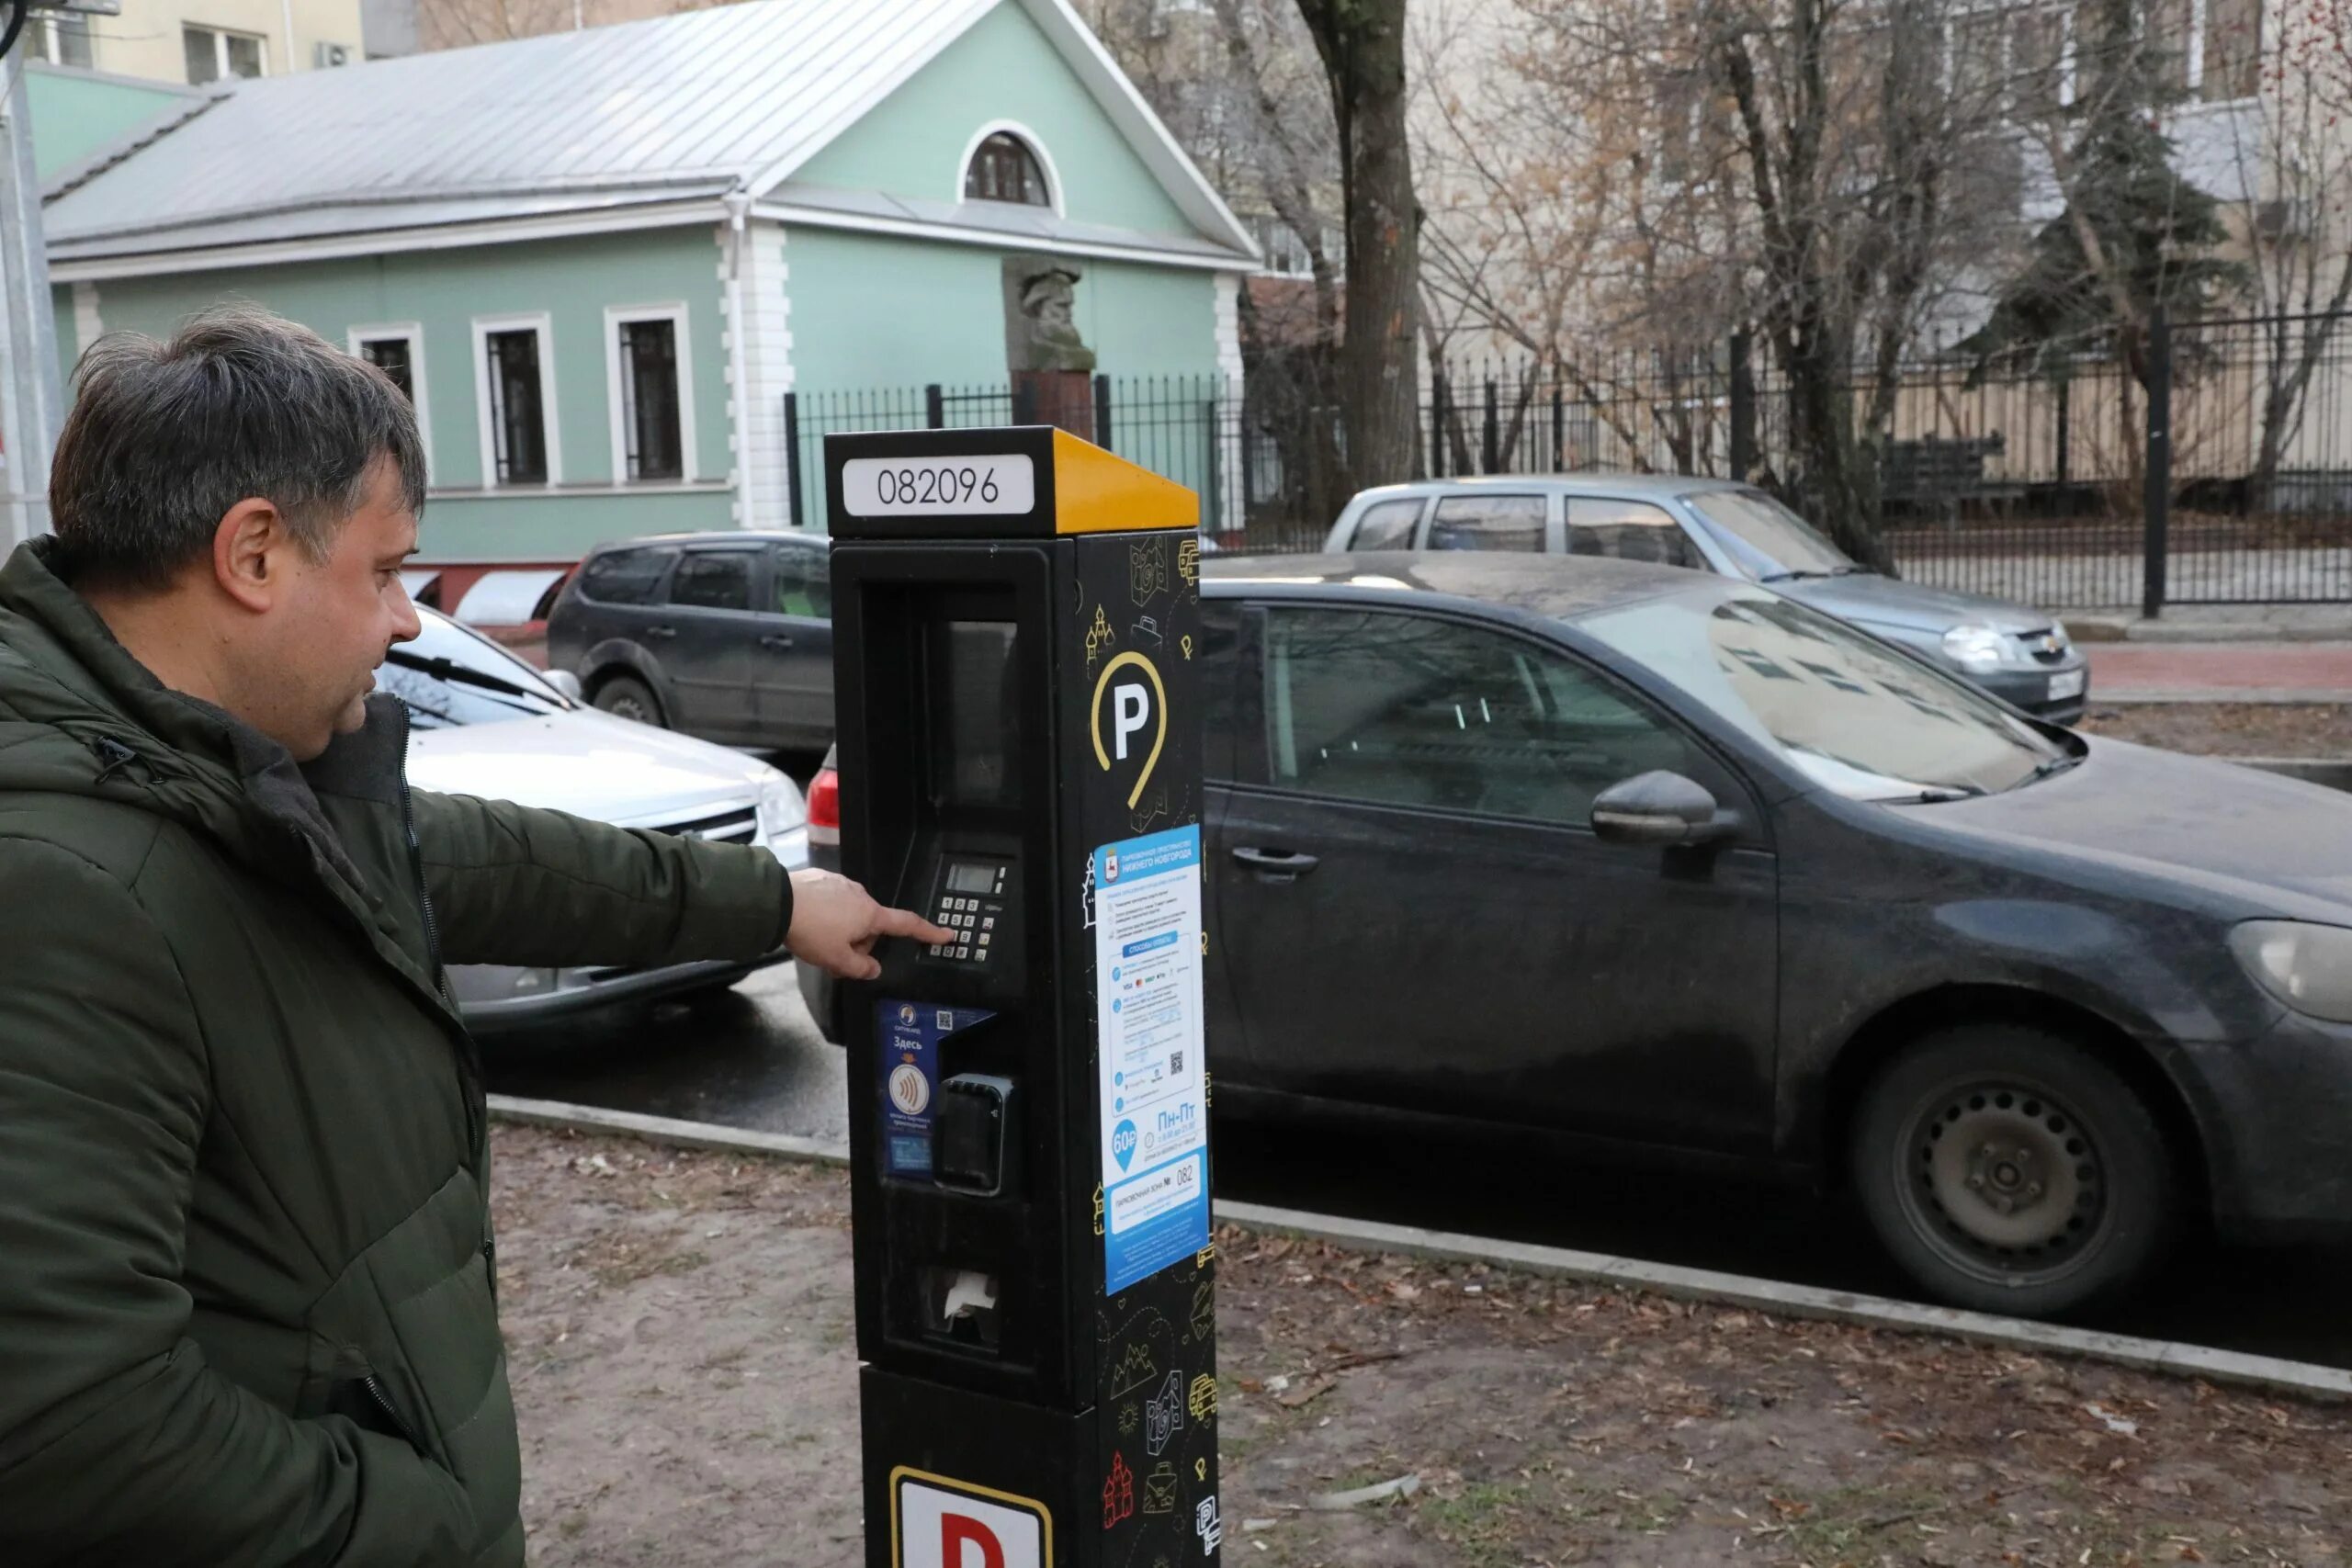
[547,531,835,750]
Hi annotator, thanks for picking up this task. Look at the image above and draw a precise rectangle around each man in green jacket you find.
[0,306,942,1566]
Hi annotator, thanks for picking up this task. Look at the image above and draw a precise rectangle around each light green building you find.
[41,0,1255,612]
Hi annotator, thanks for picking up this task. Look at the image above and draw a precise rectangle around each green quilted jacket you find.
[0,538,791,1565]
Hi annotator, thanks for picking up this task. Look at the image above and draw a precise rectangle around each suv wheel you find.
[593,675,665,728]
[1850,1024,2177,1318]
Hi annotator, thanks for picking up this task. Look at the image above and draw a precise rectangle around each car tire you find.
[593,674,665,728]
[1849,1024,2177,1319]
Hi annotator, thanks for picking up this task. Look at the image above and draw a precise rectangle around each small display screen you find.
[928,618,1020,808]
[945,860,998,896]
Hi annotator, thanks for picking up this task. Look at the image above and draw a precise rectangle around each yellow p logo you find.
[1091,650,1167,808]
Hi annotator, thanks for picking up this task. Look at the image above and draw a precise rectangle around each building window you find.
[965,132,1049,207]
[185,25,266,85]
[33,13,95,68]
[616,318,681,481]
[475,317,555,487]
[2200,0,2260,98]
[605,305,695,486]
[358,336,414,400]
[350,324,432,478]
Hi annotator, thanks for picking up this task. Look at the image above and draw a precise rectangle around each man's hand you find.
[786,869,953,980]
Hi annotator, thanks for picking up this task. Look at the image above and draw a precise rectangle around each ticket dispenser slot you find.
[832,425,1219,1568]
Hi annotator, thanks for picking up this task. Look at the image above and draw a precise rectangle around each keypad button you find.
[982,916,995,930]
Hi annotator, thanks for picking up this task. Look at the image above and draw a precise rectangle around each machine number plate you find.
[2049,669,2086,701]
[842,456,1035,517]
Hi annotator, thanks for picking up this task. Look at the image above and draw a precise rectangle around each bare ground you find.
[494,1127,2352,1568]
[2075,704,2350,758]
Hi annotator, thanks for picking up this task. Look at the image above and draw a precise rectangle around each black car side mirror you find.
[1590,771,1738,848]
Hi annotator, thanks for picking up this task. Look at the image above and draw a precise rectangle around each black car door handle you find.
[643,625,677,640]
[1231,846,1319,876]
[759,633,795,650]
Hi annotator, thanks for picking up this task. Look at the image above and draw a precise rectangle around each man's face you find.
[259,457,422,759]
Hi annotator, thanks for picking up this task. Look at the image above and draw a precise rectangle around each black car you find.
[813,553,2352,1317]
[546,530,835,750]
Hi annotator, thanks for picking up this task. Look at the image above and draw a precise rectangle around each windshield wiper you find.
[382,649,567,707]
[1883,784,1987,804]
[2017,752,2085,788]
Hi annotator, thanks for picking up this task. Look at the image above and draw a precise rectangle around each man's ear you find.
[211,498,290,613]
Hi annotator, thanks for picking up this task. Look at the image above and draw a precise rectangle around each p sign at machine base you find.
[893,1469,1050,1568]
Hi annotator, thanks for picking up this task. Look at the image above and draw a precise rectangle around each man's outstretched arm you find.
[413,790,946,977]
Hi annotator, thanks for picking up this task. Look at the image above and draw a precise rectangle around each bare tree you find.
[1082,0,1351,525]
[1419,0,2026,557]
[2222,0,2352,502]
[1295,0,1422,491]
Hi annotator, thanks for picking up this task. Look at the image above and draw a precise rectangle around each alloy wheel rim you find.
[1898,1080,2106,1284]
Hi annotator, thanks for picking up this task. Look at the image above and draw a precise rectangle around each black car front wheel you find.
[1851,1025,2177,1318]
[593,674,666,728]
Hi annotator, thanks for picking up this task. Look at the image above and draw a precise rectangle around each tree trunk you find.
[1297,0,1421,491]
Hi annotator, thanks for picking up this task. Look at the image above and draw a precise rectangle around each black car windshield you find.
[377,612,571,730]
[1684,489,1854,581]
[1578,587,2066,799]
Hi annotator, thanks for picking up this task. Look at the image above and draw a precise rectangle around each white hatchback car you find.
[381,608,808,1033]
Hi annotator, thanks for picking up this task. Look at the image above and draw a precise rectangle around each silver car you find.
[1324,476,2090,722]
[381,609,810,1033]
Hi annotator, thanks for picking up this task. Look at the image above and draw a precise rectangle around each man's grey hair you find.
[49,304,428,591]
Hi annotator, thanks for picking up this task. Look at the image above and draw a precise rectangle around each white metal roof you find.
[45,0,1259,269]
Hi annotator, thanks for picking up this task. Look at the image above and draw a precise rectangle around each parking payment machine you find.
[828,426,1220,1568]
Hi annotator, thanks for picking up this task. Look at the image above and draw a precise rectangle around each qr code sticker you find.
[1171,1050,1185,1074]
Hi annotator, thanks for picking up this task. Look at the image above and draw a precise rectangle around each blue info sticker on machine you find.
[876,1000,995,1179]
[1092,826,1209,1293]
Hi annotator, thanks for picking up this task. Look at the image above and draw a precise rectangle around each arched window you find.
[965,132,1050,207]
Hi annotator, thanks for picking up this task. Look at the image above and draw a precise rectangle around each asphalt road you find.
[482,963,2352,1372]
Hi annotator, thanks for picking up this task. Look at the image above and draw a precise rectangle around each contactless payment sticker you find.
[877,1000,994,1179]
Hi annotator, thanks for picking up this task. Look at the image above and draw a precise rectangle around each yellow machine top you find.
[822,425,1198,539]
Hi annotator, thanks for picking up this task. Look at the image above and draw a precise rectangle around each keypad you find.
[926,863,1010,965]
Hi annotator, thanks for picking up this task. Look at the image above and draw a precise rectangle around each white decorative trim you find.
[752,199,1250,272]
[347,320,434,479]
[69,282,102,361]
[602,302,699,487]
[50,198,727,283]
[725,219,796,531]
[953,118,1065,215]
[469,311,561,488]
[1210,271,1245,532]
[1212,272,1244,382]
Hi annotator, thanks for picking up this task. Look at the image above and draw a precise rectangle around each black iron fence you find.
[781,308,2352,611]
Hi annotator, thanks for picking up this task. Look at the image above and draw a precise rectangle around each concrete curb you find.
[2097,688,2352,705]
[487,1094,2352,1404]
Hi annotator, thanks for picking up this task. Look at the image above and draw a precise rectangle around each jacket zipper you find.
[362,1373,427,1454]
[392,704,488,1173]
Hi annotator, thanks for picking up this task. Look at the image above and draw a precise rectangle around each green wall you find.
[26,68,193,181]
[794,1,1195,240]
[784,225,1219,389]
[59,227,734,562]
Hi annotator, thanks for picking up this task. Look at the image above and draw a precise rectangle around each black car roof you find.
[1201,551,1705,623]
[586,531,804,552]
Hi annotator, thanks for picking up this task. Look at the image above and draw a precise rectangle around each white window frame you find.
[603,303,697,487]
[185,23,269,82]
[953,119,1064,216]
[33,12,95,67]
[346,322,433,479]
[471,312,560,488]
